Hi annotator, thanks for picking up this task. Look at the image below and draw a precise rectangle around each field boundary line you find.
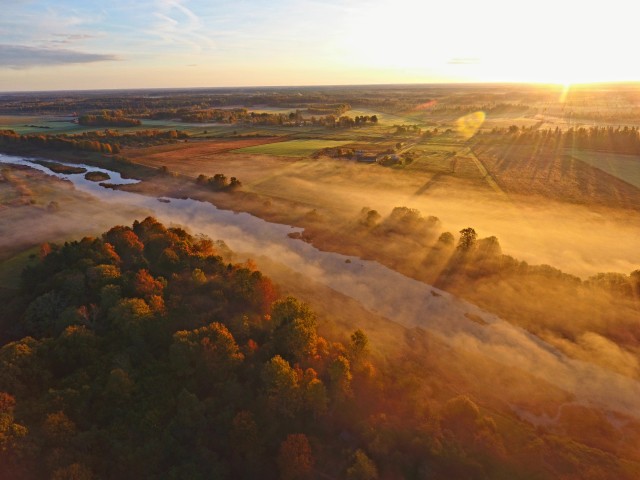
[464,147,510,201]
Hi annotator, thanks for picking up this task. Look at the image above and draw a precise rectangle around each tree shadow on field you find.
[413,173,445,196]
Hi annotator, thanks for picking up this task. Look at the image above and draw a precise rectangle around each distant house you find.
[376,154,401,165]
[355,149,377,162]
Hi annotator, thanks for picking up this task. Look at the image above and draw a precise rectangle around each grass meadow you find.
[569,149,640,189]
[232,139,352,156]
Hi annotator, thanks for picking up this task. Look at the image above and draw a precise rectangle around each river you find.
[2,152,639,419]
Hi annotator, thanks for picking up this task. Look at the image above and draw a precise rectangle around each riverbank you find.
[3,153,640,475]
[3,150,640,390]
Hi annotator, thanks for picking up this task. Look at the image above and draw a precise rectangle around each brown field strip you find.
[125,137,285,165]
[124,137,299,184]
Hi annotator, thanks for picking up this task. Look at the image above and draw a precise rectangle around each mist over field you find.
[3,154,640,417]
[1,82,640,479]
[2,0,640,475]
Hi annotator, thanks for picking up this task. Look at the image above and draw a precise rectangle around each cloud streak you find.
[150,0,214,52]
[0,45,119,69]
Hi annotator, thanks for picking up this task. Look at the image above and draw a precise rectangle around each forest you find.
[3,218,626,480]
[1,83,640,480]
[78,112,141,128]
[0,129,191,156]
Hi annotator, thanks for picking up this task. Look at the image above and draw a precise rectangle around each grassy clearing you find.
[232,139,352,157]
[0,115,230,136]
[346,108,424,126]
[482,116,540,130]
[342,141,397,154]
[0,115,102,135]
[247,107,297,115]
[569,149,640,189]
[414,140,461,152]
[405,152,456,174]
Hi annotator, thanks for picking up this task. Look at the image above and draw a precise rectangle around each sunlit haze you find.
[1,0,639,91]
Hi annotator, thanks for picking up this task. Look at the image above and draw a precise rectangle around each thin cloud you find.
[0,44,119,69]
[52,33,96,41]
[149,0,214,52]
[48,33,97,46]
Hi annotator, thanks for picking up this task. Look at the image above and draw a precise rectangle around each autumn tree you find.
[328,355,353,401]
[438,231,455,246]
[132,268,165,299]
[171,322,244,390]
[271,297,318,363]
[262,355,300,419]
[346,449,378,480]
[457,227,477,251]
[0,392,28,472]
[277,433,314,480]
[230,410,265,477]
[301,368,328,418]
[348,329,370,371]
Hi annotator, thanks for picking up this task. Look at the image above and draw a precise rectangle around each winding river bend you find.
[2,153,640,418]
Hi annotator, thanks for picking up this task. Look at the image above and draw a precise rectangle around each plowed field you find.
[472,144,640,210]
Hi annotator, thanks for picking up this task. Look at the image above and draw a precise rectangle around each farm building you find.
[357,154,378,163]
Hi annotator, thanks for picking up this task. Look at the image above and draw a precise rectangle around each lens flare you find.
[456,111,486,139]
[415,100,438,110]
[559,83,571,103]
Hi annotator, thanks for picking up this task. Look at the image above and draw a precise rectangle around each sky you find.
[1,0,639,91]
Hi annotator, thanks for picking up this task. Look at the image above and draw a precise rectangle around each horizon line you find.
[3,80,640,95]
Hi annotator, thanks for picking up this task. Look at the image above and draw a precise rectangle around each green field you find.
[570,149,640,189]
[232,139,352,157]
[0,115,105,135]
[345,108,423,126]
[0,115,233,136]
[247,107,297,115]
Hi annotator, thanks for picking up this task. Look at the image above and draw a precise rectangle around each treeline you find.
[0,218,531,479]
[305,114,378,128]
[327,114,378,128]
[151,108,250,123]
[74,128,189,148]
[0,129,190,155]
[151,108,300,126]
[358,206,640,298]
[196,173,242,190]
[0,129,119,154]
[148,107,378,129]
[305,103,351,116]
[347,205,640,373]
[426,102,529,115]
[0,85,604,117]
[478,124,640,155]
[562,108,640,123]
[78,110,141,127]
[150,108,303,126]
[394,124,421,135]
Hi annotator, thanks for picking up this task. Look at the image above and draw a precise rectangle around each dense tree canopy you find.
[0,218,629,479]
